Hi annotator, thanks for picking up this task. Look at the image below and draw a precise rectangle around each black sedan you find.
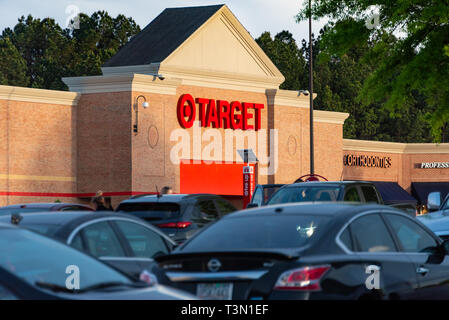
[152,203,449,300]
[0,223,195,299]
[0,211,177,279]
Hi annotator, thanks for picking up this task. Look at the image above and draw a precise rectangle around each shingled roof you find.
[103,4,224,67]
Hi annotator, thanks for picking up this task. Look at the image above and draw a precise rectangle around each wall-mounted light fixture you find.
[134,95,149,133]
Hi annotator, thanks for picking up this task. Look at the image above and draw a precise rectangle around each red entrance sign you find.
[177,94,264,131]
[242,165,255,208]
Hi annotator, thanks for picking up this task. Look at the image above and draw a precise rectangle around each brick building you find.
[1,5,448,209]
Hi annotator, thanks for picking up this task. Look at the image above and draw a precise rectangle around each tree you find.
[256,31,308,90]
[256,30,435,142]
[0,37,29,86]
[0,11,140,90]
[297,0,449,141]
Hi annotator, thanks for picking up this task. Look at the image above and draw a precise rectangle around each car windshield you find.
[116,203,180,220]
[181,215,330,251]
[267,186,342,205]
[0,227,132,290]
[0,208,47,216]
[264,186,282,204]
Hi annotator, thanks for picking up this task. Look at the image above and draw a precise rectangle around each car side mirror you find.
[246,203,259,209]
[427,192,441,211]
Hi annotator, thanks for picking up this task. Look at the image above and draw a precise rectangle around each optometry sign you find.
[420,162,449,169]
[177,94,264,131]
[343,154,392,168]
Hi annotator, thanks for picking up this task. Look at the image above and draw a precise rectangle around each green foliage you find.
[0,37,29,86]
[0,11,140,90]
[296,0,449,142]
[256,30,435,142]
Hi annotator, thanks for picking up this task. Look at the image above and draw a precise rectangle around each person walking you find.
[92,191,110,211]
[161,186,173,195]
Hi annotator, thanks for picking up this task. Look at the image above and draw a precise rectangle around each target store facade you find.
[1,5,449,209]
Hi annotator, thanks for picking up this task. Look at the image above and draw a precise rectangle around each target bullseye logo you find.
[177,94,196,128]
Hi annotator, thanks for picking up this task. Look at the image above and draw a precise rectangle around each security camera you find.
[299,90,309,96]
[157,74,165,80]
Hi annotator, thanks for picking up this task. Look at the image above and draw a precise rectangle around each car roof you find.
[284,181,374,188]
[228,202,400,219]
[0,210,142,227]
[0,203,88,209]
[120,193,221,204]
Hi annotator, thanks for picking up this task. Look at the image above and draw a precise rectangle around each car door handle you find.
[416,267,429,275]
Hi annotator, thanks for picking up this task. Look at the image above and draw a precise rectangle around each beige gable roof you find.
[102,5,285,92]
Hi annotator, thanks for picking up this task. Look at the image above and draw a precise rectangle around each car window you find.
[71,233,84,251]
[0,284,17,300]
[361,186,379,203]
[268,187,341,204]
[181,215,330,250]
[383,213,439,253]
[251,187,263,206]
[80,222,125,257]
[114,221,169,258]
[264,186,282,203]
[116,202,180,221]
[344,187,361,202]
[339,228,353,251]
[215,199,236,216]
[193,200,219,223]
[350,213,396,252]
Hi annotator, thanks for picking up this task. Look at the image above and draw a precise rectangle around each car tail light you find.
[157,221,192,228]
[274,265,330,291]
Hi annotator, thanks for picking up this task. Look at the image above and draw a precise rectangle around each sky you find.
[0,0,327,44]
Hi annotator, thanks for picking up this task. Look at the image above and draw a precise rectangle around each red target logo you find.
[177,94,196,128]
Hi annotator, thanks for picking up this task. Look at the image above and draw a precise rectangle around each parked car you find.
[417,213,449,241]
[152,203,449,300]
[417,194,449,240]
[0,223,196,300]
[247,184,285,208]
[116,194,237,243]
[424,191,449,217]
[0,211,177,279]
[266,181,384,206]
[0,203,93,215]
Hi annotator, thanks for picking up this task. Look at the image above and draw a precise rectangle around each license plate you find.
[197,283,233,300]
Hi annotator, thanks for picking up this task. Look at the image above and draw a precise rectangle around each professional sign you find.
[420,162,449,169]
[343,154,392,168]
[177,94,264,131]
[242,165,255,208]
